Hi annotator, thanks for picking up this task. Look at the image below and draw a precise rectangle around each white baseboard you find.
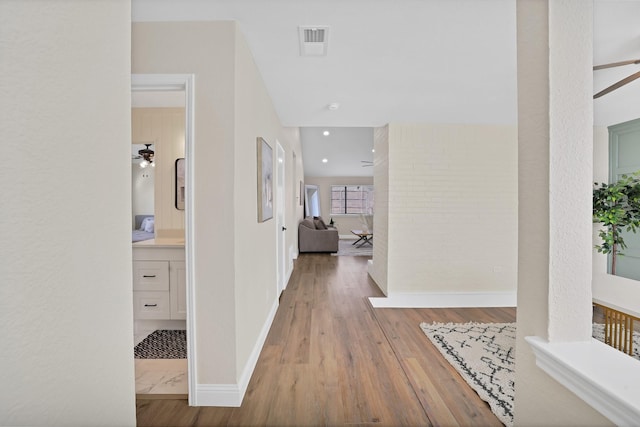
[193,298,279,406]
[369,291,517,308]
[285,261,293,290]
[193,383,242,407]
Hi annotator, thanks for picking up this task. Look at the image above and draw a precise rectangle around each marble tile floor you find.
[135,330,188,398]
[135,358,188,398]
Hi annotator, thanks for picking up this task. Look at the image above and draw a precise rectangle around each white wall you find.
[133,21,303,404]
[285,127,306,262]
[381,123,518,296]
[133,20,239,387]
[0,1,136,425]
[232,23,303,379]
[369,126,390,295]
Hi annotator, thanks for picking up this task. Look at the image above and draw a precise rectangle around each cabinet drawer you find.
[133,261,169,291]
[133,291,170,319]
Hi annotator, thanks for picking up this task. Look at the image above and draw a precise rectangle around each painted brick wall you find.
[386,123,518,294]
[369,126,389,294]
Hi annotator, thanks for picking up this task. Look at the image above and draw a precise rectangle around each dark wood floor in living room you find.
[136,254,516,426]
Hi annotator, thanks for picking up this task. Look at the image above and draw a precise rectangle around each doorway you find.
[304,184,321,217]
[276,141,286,296]
[131,74,196,402]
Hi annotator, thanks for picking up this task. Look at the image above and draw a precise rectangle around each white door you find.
[276,142,287,295]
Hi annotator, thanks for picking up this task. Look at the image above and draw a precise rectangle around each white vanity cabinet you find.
[169,261,187,319]
[132,242,185,321]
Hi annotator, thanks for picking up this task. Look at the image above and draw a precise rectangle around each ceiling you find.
[132,0,640,175]
[301,127,374,177]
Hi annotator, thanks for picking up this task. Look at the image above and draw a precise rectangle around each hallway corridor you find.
[137,254,515,426]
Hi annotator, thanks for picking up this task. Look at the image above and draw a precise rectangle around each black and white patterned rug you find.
[420,322,516,427]
[134,329,187,359]
[420,322,640,427]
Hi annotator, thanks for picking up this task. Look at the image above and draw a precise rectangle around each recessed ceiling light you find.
[322,158,328,163]
[323,130,330,136]
[372,149,375,153]
[328,103,340,111]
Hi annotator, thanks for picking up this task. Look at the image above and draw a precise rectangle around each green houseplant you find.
[593,172,640,275]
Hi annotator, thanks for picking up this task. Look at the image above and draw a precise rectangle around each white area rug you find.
[331,239,373,256]
[420,322,516,426]
[420,322,640,427]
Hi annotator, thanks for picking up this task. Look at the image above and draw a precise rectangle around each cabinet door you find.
[170,261,187,320]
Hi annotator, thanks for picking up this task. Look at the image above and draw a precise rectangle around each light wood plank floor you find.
[137,253,516,426]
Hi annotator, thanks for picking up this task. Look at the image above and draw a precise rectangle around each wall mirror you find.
[175,158,185,210]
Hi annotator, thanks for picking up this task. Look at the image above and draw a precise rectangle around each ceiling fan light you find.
[140,160,149,168]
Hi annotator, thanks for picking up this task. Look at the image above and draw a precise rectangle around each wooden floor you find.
[137,254,516,426]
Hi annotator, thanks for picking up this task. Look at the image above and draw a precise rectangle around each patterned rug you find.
[420,322,516,426]
[134,329,187,359]
[331,239,373,256]
[420,322,640,427]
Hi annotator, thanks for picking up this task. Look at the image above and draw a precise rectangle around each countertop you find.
[133,238,185,248]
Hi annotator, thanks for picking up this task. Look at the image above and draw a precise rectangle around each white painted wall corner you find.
[193,298,279,406]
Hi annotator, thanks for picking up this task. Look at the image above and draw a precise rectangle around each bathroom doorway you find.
[131,74,196,402]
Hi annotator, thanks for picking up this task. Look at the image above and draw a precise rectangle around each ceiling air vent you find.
[298,26,329,56]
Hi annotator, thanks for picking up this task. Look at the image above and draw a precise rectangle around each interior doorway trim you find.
[131,74,196,403]
[276,141,286,296]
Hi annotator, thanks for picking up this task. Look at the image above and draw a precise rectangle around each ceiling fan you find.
[133,143,155,168]
[361,160,373,167]
[593,59,640,99]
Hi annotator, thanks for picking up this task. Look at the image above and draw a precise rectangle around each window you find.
[331,185,374,215]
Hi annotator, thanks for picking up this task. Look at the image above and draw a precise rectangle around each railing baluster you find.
[593,303,638,357]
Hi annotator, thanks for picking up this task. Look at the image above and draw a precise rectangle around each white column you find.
[546,0,594,341]
[515,1,608,425]
[517,0,593,350]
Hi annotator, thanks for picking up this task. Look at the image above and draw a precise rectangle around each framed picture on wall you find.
[257,137,273,222]
[175,158,185,210]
